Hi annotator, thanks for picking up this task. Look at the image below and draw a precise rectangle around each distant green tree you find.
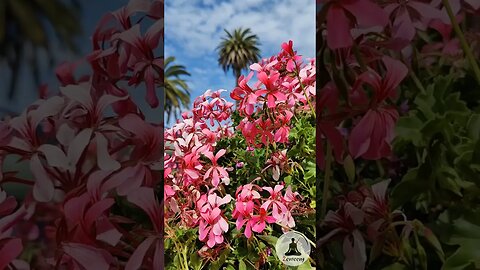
[164,56,191,122]
[216,27,261,87]
[0,0,82,99]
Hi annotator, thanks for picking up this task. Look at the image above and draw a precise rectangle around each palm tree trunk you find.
[234,69,241,107]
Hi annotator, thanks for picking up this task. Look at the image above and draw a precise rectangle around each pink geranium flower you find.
[256,71,285,109]
[250,208,276,234]
[0,189,26,269]
[383,0,448,46]
[233,200,255,238]
[197,193,231,248]
[203,149,230,187]
[349,57,407,160]
[261,185,288,221]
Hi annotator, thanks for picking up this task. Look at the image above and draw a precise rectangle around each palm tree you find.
[0,0,82,100]
[216,28,261,87]
[164,56,191,123]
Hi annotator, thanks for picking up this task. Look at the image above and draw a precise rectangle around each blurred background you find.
[0,0,165,123]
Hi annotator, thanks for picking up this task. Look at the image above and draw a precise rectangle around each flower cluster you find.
[164,41,315,263]
[318,180,402,269]
[233,184,299,238]
[164,90,234,248]
[233,40,316,148]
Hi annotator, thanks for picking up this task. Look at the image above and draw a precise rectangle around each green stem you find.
[376,160,385,178]
[182,246,189,270]
[353,43,367,71]
[321,143,333,218]
[410,71,426,95]
[442,0,480,85]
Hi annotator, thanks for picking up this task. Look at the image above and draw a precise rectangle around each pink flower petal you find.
[343,0,388,28]
[342,230,367,270]
[348,110,376,159]
[95,217,123,246]
[60,84,92,109]
[63,243,113,270]
[252,221,266,233]
[30,96,65,129]
[126,187,161,232]
[67,128,93,170]
[124,236,155,270]
[31,154,55,202]
[152,239,163,270]
[0,238,23,270]
[37,144,69,169]
[95,133,121,171]
[84,198,115,228]
[327,5,353,49]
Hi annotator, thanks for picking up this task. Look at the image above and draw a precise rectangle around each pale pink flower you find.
[203,149,229,186]
[197,193,231,248]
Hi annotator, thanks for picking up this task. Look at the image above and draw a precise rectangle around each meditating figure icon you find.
[284,238,301,256]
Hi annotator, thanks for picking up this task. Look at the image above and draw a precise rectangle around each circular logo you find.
[275,231,311,266]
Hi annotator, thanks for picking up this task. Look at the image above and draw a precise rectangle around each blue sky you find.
[165,0,315,125]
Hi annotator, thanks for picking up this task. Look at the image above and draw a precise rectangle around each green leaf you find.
[297,260,312,270]
[416,222,445,262]
[395,115,424,146]
[369,234,385,264]
[225,265,236,270]
[239,260,247,270]
[466,114,480,141]
[343,155,355,183]
[401,233,414,264]
[257,235,278,247]
[443,243,480,270]
[414,231,427,270]
[438,175,462,197]
[414,87,436,120]
[421,118,448,140]
[391,167,429,210]
[473,139,480,164]
[190,252,203,270]
[210,248,231,270]
[440,210,480,270]
[382,263,409,270]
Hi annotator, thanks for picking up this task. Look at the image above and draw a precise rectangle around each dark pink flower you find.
[384,0,448,45]
[250,208,276,234]
[321,0,388,49]
[422,18,461,56]
[125,187,163,269]
[318,202,366,270]
[349,57,407,160]
[349,107,399,160]
[0,189,27,269]
[256,71,285,109]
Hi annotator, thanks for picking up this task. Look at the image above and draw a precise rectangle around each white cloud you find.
[165,0,315,59]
